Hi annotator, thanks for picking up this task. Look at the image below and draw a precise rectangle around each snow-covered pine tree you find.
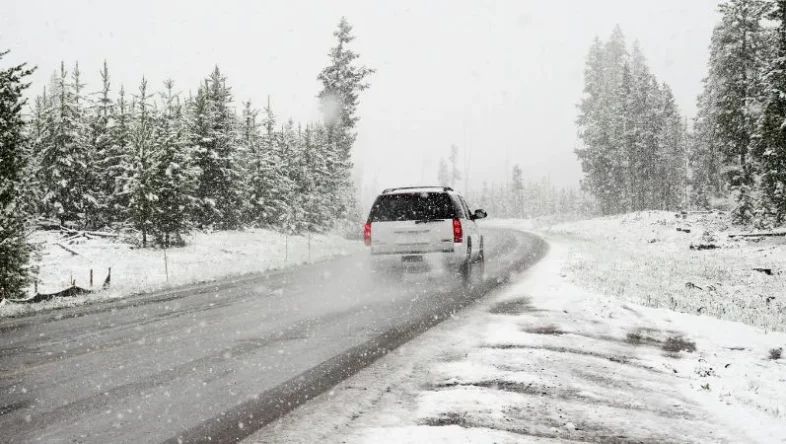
[290,122,321,233]
[690,65,726,208]
[39,62,95,228]
[314,123,340,229]
[576,29,629,215]
[89,60,115,226]
[658,85,688,210]
[239,100,260,225]
[151,79,194,246]
[619,60,638,210]
[712,0,771,222]
[22,87,49,217]
[0,50,35,299]
[70,62,99,226]
[756,0,786,224]
[299,123,331,231]
[603,27,630,212]
[103,84,133,224]
[191,67,243,230]
[317,17,374,223]
[628,43,664,211]
[246,98,289,228]
[187,82,211,227]
[277,119,304,234]
[123,77,156,247]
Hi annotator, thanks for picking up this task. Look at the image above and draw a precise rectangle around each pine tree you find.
[316,17,374,222]
[300,124,331,231]
[239,99,260,225]
[123,77,156,246]
[627,43,665,211]
[191,67,243,229]
[0,50,35,299]
[576,29,630,214]
[277,119,304,233]
[70,62,98,225]
[40,62,94,227]
[23,88,49,217]
[151,79,194,246]
[756,0,786,224]
[246,98,288,228]
[604,27,631,212]
[619,60,638,209]
[659,85,688,210]
[575,37,609,211]
[104,84,133,224]
[90,60,115,226]
[712,0,771,222]
[691,67,726,208]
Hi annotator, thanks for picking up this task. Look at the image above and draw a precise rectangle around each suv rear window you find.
[368,193,458,222]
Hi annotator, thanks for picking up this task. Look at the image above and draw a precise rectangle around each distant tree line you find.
[579,1,786,228]
[433,144,597,219]
[473,165,597,220]
[0,17,372,298]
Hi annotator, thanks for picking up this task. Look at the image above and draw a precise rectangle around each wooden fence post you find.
[103,267,111,289]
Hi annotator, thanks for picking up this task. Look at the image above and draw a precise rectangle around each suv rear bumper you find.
[370,244,455,255]
[369,243,468,268]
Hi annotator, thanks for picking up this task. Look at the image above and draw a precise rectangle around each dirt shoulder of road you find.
[247,224,786,444]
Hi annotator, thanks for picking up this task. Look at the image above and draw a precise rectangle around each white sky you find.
[2,0,721,200]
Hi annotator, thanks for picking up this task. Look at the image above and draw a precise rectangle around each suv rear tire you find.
[460,240,472,281]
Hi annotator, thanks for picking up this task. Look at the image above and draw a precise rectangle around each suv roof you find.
[381,186,454,195]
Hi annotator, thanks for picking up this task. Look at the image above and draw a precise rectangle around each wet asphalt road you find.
[0,228,546,444]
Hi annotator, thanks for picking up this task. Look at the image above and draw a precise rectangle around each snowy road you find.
[0,228,546,444]
[248,232,786,444]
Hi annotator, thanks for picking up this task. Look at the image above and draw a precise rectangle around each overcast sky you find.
[2,0,721,201]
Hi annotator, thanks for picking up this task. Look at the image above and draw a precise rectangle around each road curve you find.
[0,228,547,444]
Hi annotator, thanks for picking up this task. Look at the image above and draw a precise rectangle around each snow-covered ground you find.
[247,219,786,443]
[540,211,786,332]
[0,229,363,318]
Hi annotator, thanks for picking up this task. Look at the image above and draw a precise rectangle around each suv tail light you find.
[364,222,372,246]
[453,218,463,243]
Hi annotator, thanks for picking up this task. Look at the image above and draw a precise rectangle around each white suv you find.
[364,186,487,275]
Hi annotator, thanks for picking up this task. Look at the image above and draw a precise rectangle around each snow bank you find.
[0,229,363,318]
